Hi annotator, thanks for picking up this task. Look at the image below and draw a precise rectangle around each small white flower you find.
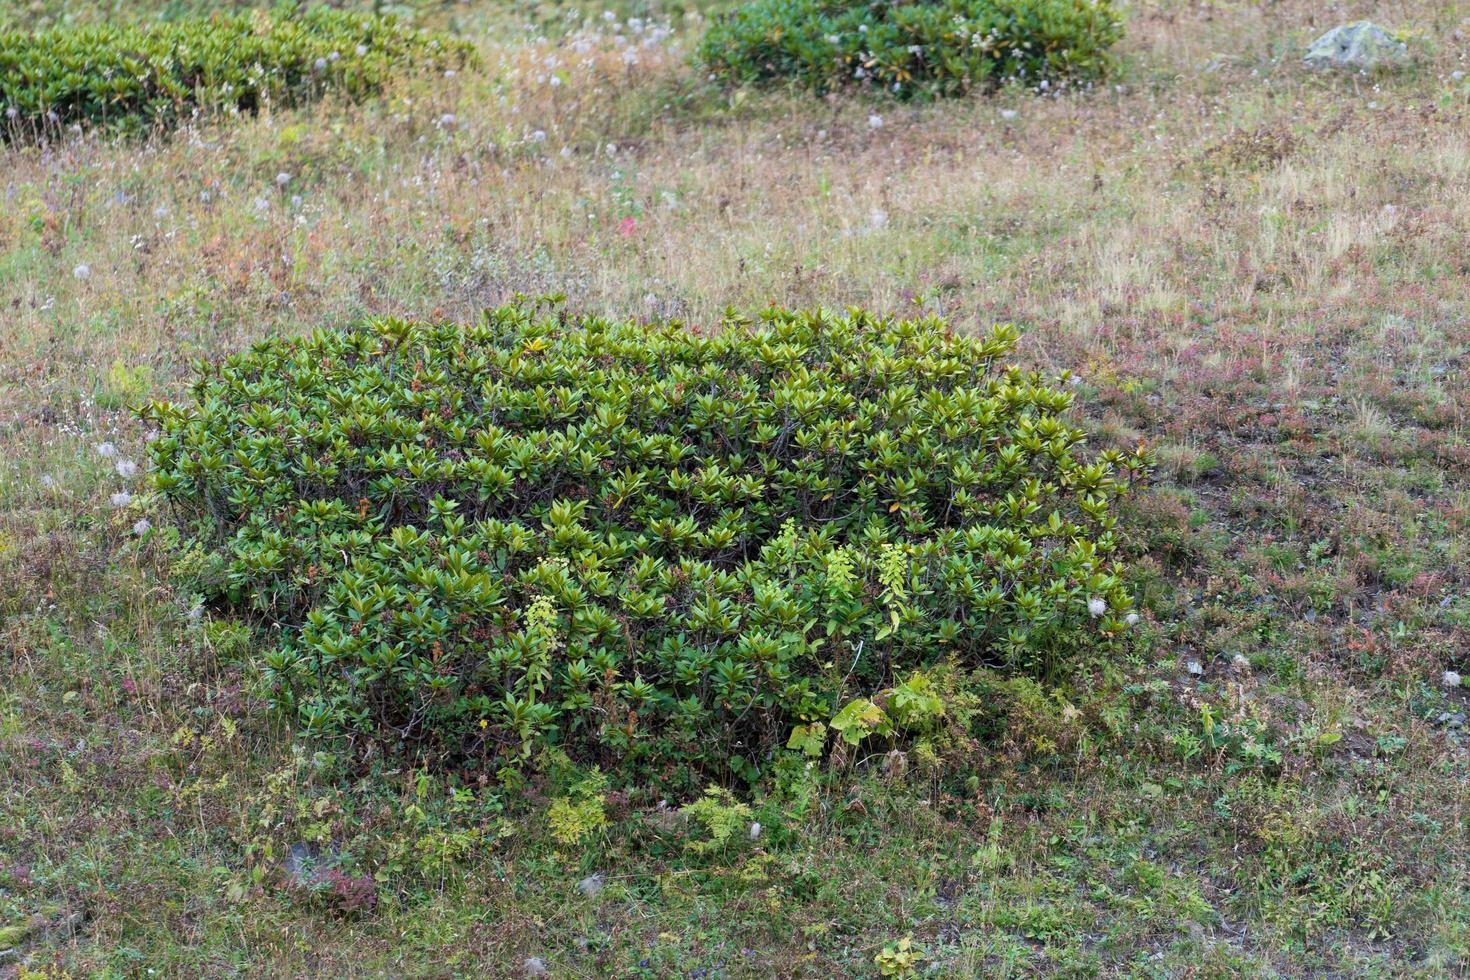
[749,821,762,840]
[867,114,883,130]
[73,263,91,280]
[438,113,457,128]
[132,518,152,536]
[290,194,303,208]
[254,196,270,212]
[5,106,17,120]
[1443,670,1463,688]
[313,57,328,72]
[605,143,618,157]
[1125,612,1140,626]
[868,208,888,230]
[115,459,139,479]
[40,474,56,489]
[96,441,118,459]
[559,146,573,158]
[549,75,562,87]
[329,50,340,62]
[444,69,456,78]
[1232,653,1251,672]
[826,34,841,44]
[275,172,292,187]
[1000,109,1018,120]
[110,491,133,508]
[530,129,547,142]
[1087,597,1107,618]
[356,44,368,56]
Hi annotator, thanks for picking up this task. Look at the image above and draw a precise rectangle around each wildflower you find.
[254,196,270,212]
[549,75,562,87]
[73,263,91,280]
[356,44,368,56]
[1125,612,1140,626]
[5,106,16,120]
[1232,653,1251,672]
[313,57,327,72]
[559,146,573,158]
[437,113,457,128]
[868,208,888,230]
[1443,670,1463,688]
[867,114,883,130]
[749,821,762,840]
[187,604,204,622]
[96,441,118,458]
[275,172,292,187]
[115,459,139,479]
[479,718,488,729]
[619,216,637,238]
[1000,109,1018,120]
[110,491,133,508]
[530,129,547,142]
[1087,597,1107,618]
[291,194,303,209]
[133,518,152,536]
[40,474,56,489]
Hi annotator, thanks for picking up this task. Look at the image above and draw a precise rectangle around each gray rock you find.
[1304,22,1409,72]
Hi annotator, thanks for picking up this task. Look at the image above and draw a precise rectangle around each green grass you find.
[3,0,1470,975]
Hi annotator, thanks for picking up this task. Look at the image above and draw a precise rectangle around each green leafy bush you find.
[699,0,1122,100]
[145,302,1149,785]
[0,5,474,142]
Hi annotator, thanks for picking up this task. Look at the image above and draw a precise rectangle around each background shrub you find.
[0,5,474,142]
[699,0,1122,99]
[146,303,1149,786]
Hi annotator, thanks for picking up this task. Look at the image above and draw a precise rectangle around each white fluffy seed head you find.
[1087,598,1107,618]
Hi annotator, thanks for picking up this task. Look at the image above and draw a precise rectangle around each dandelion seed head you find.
[1087,597,1107,618]
[110,491,133,508]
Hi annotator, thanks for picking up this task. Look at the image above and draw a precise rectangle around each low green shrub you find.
[0,5,474,141]
[145,302,1149,786]
[699,0,1122,100]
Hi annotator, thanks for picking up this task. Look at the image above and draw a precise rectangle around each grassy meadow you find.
[3,0,1470,975]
